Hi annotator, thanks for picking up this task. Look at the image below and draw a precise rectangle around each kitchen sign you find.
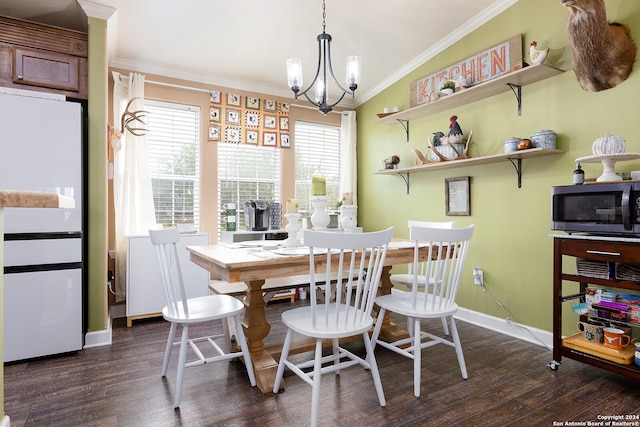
[410,34,523,107]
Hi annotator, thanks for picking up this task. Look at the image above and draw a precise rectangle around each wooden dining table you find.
[186,240,428,393]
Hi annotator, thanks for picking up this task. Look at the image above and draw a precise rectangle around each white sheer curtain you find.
[340,111,357,205]
[112,72,157,302]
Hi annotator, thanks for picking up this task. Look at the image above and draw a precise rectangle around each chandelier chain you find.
[322,0,326,33]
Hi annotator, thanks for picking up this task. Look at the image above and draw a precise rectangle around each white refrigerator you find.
[0,88,84,362]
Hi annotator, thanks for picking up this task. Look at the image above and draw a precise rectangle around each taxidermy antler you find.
[412,131,473,164]
[120,97,149,136]
[561,0,637,91]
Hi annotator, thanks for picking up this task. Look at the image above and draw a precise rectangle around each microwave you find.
[552,182,640,235]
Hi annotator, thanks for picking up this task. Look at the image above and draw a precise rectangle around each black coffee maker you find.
[244,200,270,231]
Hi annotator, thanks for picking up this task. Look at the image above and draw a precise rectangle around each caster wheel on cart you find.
[548,361,560,371]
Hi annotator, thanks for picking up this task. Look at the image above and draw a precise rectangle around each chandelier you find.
[286,0,361,115]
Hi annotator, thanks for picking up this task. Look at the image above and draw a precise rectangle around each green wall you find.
[86,16,108,333]
[357,0,640,332]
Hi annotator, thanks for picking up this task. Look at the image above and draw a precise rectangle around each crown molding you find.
[355,0,519,106]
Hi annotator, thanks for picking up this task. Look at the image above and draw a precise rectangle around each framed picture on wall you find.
[246,96,260,110]
[209,106,221,123]
[226,93,241,107]
[246,129,259,145]
[279,116,289,131]
[209,90,221,104]
[264,115,277,129]
[226,108,241,125]
[445,176,470,216]
[208,124,220,141]
[280,133,290,148]
[263,131,277,147]
[245,111,260,127]
[264,99,277,112]
[225,126,242,143]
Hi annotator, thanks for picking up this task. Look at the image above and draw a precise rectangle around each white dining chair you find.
[149,228,256,408]
[273,227,394,427]
[390,220,455,336]
[389,220,456,289]
[371,224,474,397]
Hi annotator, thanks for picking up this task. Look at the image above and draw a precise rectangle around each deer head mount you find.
[561,0,637,91]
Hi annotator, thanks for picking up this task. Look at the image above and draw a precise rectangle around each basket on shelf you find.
[576,258,610,279]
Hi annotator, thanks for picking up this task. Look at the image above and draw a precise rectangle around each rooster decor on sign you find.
[529,41,549,65]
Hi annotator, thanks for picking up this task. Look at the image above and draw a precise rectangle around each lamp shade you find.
[345,56,361,90]
[287,58,303,91]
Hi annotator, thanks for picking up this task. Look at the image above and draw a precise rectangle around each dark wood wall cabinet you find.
[0,16,87,99]
[551,234,640,380]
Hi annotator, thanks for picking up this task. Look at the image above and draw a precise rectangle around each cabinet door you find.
[12,46,80,93]
[126,233,210,317]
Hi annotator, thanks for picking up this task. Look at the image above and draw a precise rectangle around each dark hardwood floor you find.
[5,299,640,427]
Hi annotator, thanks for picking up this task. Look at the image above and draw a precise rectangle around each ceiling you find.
[0,0,518,108]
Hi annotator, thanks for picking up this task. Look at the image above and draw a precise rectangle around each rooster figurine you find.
[529,41,549,65]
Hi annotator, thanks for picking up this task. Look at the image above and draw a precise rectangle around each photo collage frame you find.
[208,90,290,148]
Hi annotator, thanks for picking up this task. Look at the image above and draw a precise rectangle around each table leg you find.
[377,265,410,342]
[242,279,279,393]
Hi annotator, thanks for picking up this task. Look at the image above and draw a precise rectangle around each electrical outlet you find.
[473,267,484,286]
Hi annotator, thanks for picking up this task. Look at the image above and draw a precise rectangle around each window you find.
[294,121,341,212]
[145,100,201,229]
[218,144,281,234]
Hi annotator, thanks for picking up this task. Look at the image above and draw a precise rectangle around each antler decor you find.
[120,97,149,136]
[412,130,473,165]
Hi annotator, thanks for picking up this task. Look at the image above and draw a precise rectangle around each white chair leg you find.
[273,328,294,393]
[370,307,386,350]
[407,316,415,337]
[448,316,468,379]
[363,332,386,407]
[174,325,189,408]
[332,338,340,375]
[413,317,421,397]
[441,317,450,335]
[234,315,256,387]
[162,322,177,377]
[222,317,232,353]
[310,339,323,427]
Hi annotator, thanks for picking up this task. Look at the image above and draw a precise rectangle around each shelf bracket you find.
[396,172,410,194]
[507,157,523,188]
[506,83,522,116]
[396,119,409,142]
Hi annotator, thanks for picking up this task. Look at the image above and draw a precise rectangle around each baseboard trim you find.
[83,314,112,349]
[109,304,126,319]
[456,307,553,350]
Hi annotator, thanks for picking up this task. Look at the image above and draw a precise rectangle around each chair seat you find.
[281,304,374,339]
[162,294,245,324]
[375,292,458,319]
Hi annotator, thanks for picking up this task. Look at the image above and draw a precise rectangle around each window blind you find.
[145,100,201,229]
[294,121,341,212]
[218,144,281,234]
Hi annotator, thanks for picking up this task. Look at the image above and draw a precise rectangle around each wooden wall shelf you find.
[374,64,564,130]
[374,147,564,193]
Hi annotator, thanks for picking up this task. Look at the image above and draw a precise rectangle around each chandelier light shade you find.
[286,0,361,114]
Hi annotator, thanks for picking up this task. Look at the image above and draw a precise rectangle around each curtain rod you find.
[116,73,347,114]
[145,79,211,94]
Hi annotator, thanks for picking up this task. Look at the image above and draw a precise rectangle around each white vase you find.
[340,205,357,233]
[284,213,301,247]
[310,196,330,230]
